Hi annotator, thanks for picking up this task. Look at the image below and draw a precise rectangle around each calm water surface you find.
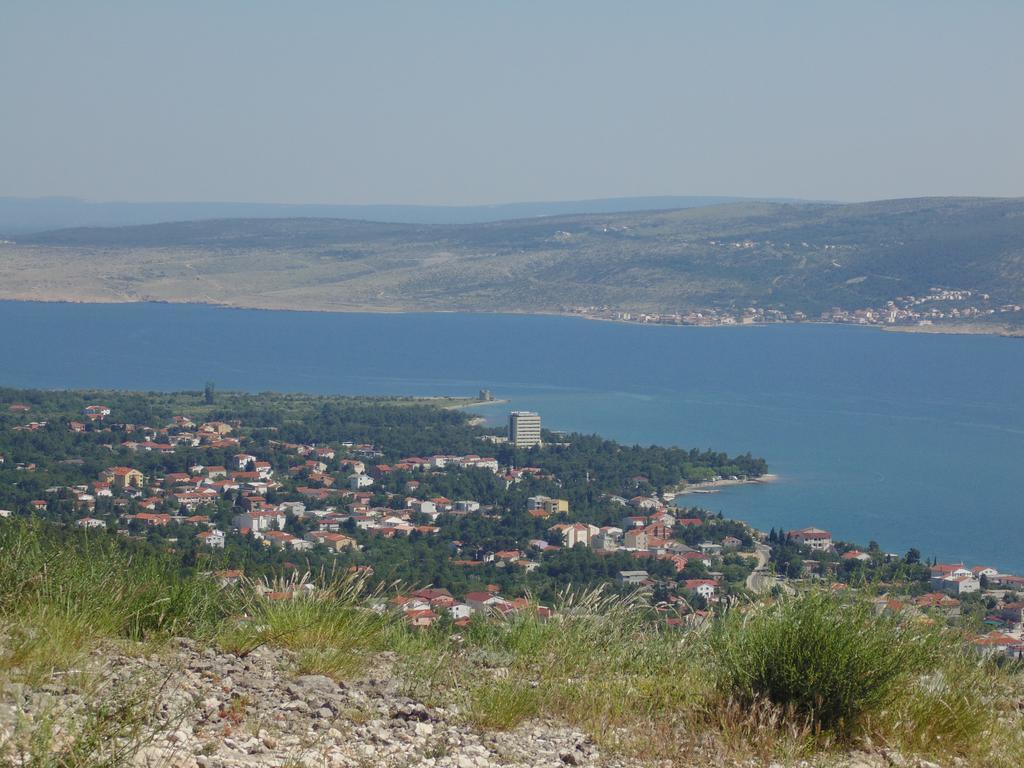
[1,302,1022,572]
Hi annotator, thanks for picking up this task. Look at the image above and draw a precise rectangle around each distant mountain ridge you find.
[2,196,1023,327]
[0,194,806,234]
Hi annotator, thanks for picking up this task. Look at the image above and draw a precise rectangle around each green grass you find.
[398,589,1024,766]
[216,570,395,680]
[0,519,229,683]
[1,520,1021,767]
[406,589,705,758]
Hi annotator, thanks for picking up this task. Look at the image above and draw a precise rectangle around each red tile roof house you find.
[412,587,453,601]
[914,592,961,612]
[930,563,972,579]
[1000,603,1024,630]
[126,512,172,527]
[92,481,112,498]
[405,609,438,629]
[399,457,430,470]
[549,522,599,548]
[643,523,672,540]
[205,479,240,494]
[683,579,719,601]
[841,550,872,562]
[617,570,650,586]
[392,596,431,613]
[464,592,510,614]
[305,531,357,551]
[261,530,295,547]
[669,551,713,571]
[786,527,834,552]
[989,574,1024,589]
[622,529,648,551]
[234,453,259,470]
[174,489,219,511]
[298,487,340,502]
[103,466,146,489]
[649,510,677,527]
[972,631,1021,658]
[197,529,226,548]
[931,574,982,596]
[232,510,286,532]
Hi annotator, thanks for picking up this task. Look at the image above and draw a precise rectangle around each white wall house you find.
[787,527,833,552]
[233,510,286,532]
[349,473,374,490]
[198,529,226,548]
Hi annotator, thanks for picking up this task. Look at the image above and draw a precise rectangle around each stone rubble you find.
[0,639,639,768]
[0,640,967,767]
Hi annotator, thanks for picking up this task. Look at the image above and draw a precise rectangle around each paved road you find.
[746,543,776,593]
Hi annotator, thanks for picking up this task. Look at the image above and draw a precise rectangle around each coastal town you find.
[6,6,1024,764]
[2,390,1021,662]
[565,286,1024,330]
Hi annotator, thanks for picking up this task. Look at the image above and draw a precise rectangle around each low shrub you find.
[710,591,937,737]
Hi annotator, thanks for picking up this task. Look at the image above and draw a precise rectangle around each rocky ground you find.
[0,640,639,768]
[0,640,963,768]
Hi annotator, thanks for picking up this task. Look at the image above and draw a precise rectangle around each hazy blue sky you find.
[2,1,1022,205]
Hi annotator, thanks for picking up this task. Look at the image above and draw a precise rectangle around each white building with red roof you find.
[683,579,719,601]
[931,572,981,595]
[197,529,226,549]
[787,527,833,552]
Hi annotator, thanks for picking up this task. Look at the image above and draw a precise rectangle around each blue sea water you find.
[1,301,1022,572]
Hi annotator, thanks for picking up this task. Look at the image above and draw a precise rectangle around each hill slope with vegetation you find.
[0,194,788,233]
[0,388,1022,765]
[1,520,1021,768]
[1,197,1023,324]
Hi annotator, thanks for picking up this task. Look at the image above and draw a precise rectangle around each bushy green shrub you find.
[710,591,936,736]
